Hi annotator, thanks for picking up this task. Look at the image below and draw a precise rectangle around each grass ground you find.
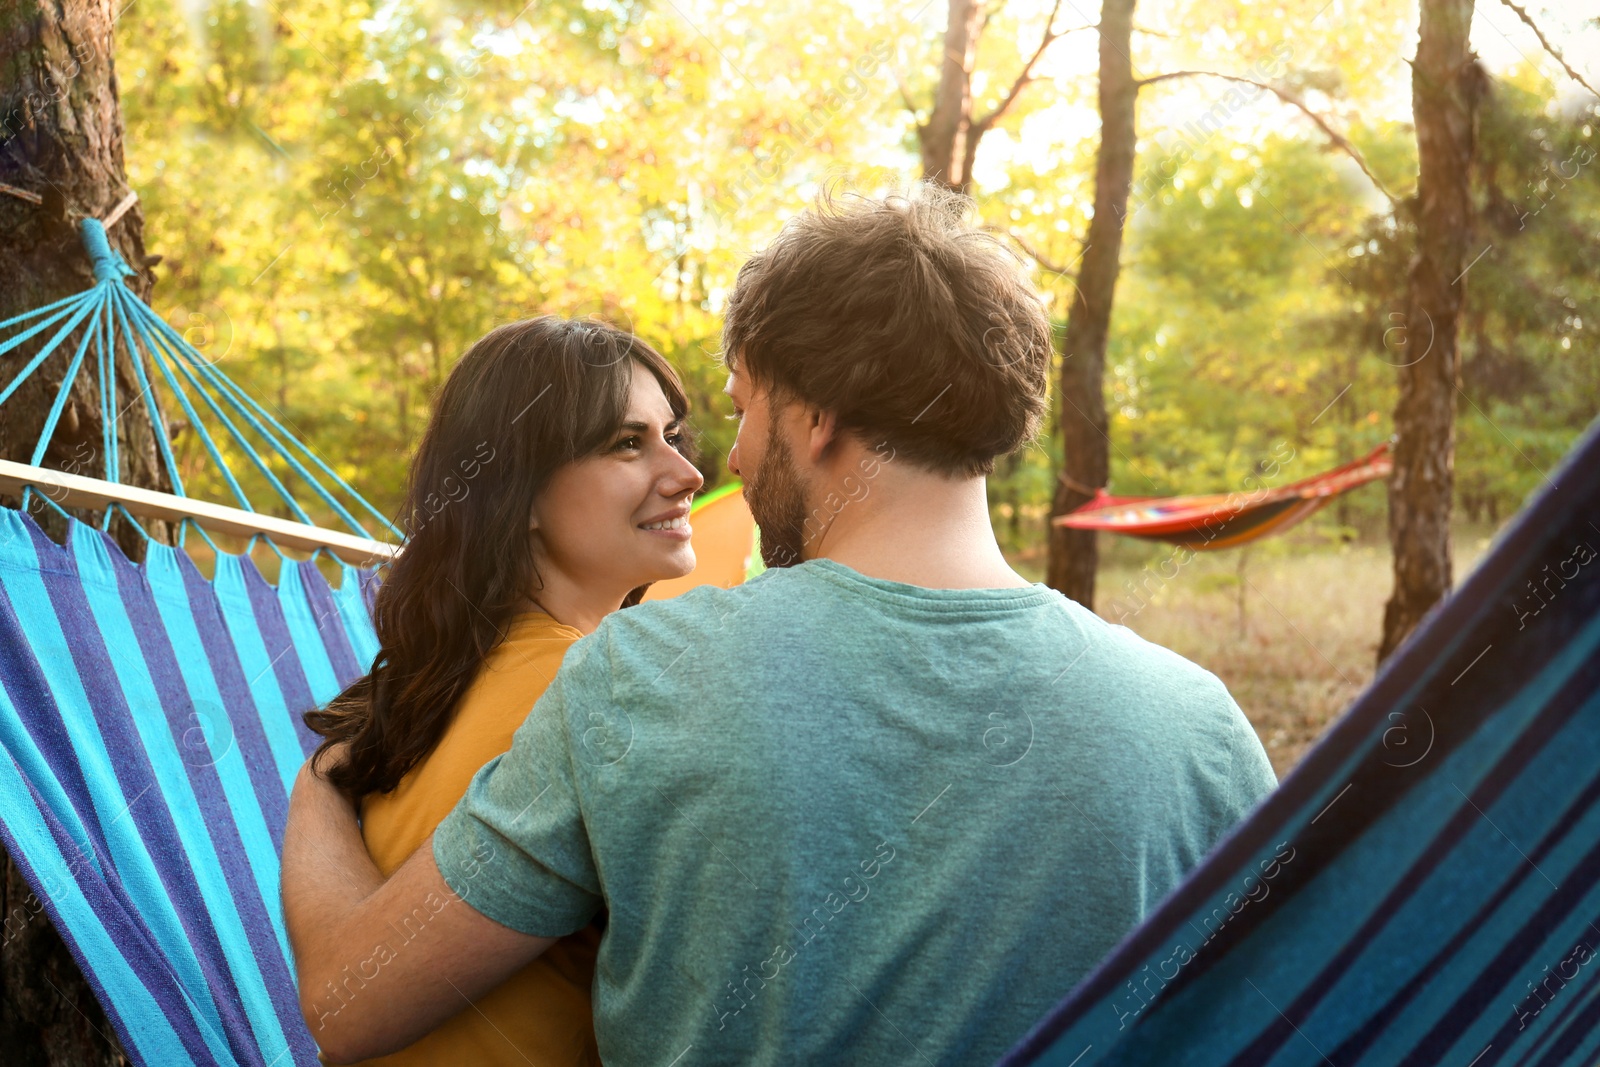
[1009,521,1498,781]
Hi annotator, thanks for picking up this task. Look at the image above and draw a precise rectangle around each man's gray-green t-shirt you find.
[434,558,1276,1065]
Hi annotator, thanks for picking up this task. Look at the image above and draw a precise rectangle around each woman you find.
[305,316,703,1066]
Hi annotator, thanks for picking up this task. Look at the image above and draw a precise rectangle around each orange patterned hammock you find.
[1052,443,1393,551]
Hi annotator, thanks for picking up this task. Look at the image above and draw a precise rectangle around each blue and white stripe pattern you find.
[1002,418,1600,1066]
[0,507,377,1066]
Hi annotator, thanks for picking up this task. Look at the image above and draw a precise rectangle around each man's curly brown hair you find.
[722,183,1052,477]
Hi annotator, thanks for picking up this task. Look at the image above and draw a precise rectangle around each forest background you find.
[111,0,1599,772]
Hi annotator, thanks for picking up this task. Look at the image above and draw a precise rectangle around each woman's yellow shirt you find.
[354,612,601,1067]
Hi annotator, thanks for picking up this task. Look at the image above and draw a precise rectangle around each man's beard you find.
[743,420,811,569]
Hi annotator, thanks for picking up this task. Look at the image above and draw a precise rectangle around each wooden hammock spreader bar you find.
[0,459,398,567]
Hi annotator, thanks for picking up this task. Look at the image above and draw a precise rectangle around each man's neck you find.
[804,467,1030,590]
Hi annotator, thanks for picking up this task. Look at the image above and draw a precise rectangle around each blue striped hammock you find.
[1003,418,1600,1066]
[0,215,389,1065]
[2,215,1598,1064]
[0,512,375,1065]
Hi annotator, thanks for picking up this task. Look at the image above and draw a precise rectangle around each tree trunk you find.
[1,857,127,1066]
[0,0,171,545]
[919,0,982,191]
[1046,0,1137,610]
[1378,0,1480,662]
[1,0,159,1059]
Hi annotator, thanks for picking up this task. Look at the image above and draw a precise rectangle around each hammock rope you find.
[0,218,401,546]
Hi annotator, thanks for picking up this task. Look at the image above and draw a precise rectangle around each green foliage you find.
[112,0,1598,552]
[1095,134,1398,510]
[1327,71,1600,526]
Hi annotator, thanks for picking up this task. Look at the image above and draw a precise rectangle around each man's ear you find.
[804,406,841,465]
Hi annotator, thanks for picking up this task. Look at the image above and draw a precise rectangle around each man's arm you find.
[281,759,554,1064]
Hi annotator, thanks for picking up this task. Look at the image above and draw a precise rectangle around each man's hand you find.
[281,756,555,1063]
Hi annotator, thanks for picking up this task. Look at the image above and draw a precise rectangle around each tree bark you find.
[920,0,983,191]
[1,857,127,1066]
[917,0,1066,193]
[1,0,158,1059]
[1378,0,1480,662]
[0,0,171,548]
[1045,0,1137,610]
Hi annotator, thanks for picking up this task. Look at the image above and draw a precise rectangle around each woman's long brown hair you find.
[305,317,689,799]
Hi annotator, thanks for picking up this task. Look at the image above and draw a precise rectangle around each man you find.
[283,185,1277,1065]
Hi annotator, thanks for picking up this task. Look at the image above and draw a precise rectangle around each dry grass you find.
[1010,524,1497,780]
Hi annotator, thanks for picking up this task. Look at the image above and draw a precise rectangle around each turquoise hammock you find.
[3,214,1599,1066]
[0,216,395,1065]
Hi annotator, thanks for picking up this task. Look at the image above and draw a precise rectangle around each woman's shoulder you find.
[499,610,585,655]
[464,612,581,721]
[361,615,580,864]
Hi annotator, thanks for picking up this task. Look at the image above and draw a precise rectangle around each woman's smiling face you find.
[528,360,703,603]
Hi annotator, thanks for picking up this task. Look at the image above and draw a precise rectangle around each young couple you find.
[283,185,1278,1067]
